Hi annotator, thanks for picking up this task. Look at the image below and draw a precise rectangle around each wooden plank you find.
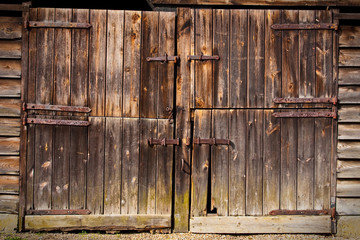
[0,137,19,155]
[0,118,20,136]
[25,214,171,231]
[88,10,106,117]
[121,118,140,214]
[191,110,211,217]
[263,110,281,214]
[213,9,229,108]
[0,4,25,11]
[246,110,263,215]
[339,86,360,104]
[105,10,124,117]
[338,123,360,140]
[339,26,360,47]
[174,7,193,232]
[0,40,21,59]
[140,11,159,119]
[87,117,105,214]
[229,110,246,216]
[297,112,315,210]
[337,198,360,215]
[337,160,360,178]
[338,141,360,159]
[0,79,20,97]
[339,49,360,67]
[156,119,173,215]
[299,11,315,98]
[248,10,265,108]
[314,118,332,209]
[123,11,141,117]
[0,20,22,39]
[229,10,247,108]
[0,98,21,117]
[190,216,331,233]
[139,119,157,215]
[157,12,175,119]
[339,68,360,85]
[0,175,19,194]
[338,105,360,123]
[0,59,21,78]
[337,180,360,197]
[104,117,122,214]
[264,10,282,108]
[0,156,19,174]
[194,8,212,108]
[282,10,299,99]
[0,195,18,214]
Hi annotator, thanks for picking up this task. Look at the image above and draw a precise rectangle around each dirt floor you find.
[0,233,356,240]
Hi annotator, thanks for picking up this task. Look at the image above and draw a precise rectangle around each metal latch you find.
[187,53,220,61]
[146,53,179,63]
[193,138,230,145]
[148,138,180,146]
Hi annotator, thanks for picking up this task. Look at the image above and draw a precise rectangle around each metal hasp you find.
[193,137,230,145]
[27,21,92,29]
[26,209,91,215]
[187,53,220,61]
[146,53,179,63]
[273,97,337,105]
[271,23,338,30]
[269,209,331,216]
[272,111,337,119]
[148,137,180,146]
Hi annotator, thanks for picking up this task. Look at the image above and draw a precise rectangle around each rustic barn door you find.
[179,8,338,233]
[22,8,176,231]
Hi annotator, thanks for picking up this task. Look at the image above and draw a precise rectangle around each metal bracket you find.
[193,138,230,145]
[187,53,220,61]
[146,53,179,63]
[148,138,180,146]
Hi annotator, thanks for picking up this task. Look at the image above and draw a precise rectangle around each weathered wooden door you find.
[181,8,338,233]
[23,8,176,231]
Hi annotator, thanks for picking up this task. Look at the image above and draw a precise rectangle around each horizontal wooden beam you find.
[337,198,360,215]
[26,209,91,215]
[0,4,26,12]
[190,216,331,233]
[337,180,360,197]
[337,160,360,178]
[335,13,360,20]
[25,214,171,231]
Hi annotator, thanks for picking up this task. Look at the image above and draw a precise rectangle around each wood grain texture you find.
[339,49,360,67]
[0,79,21,97]
[0,98,21,117]
[337,160,360,178]
[0,137,19,155]
[339,26,360,47]
[339,86,360,104]
[337,180,360,197]
[338,141,360,159]
[338,123,360,140]
[0,18,22,39]
[337,198,360,215]
[0,40,21,59]
[0,175,19,194]
[339,68,360,85]
[338,106,360,123]
[0,118,20,136]
[0,194,18,214]
[0,156,19,174]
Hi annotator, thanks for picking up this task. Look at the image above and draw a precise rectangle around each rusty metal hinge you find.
[273,97,337,105]
[272,111,337,119]
[26,118,90,127]
[193,138,230,145]
[187,53,220,61]
[26,209,91,215]
[26,21,92,29]
[148,138,180,146]
[146,53,179,63]
[271,23,338,30]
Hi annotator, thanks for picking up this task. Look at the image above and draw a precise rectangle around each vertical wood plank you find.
[105,10,124,117]
[123,11,141,118]
[69,9,89,210]
[247,10,265,108]
[138,119,157,214]
[156,119,173,215]
[194,9,213,108]
[191,110,211,217]
[264,10,282,108]
[213,9,229,108]
[246,110,263,215]
[212,110,229,216]
[263,110,281,214]
[229,110,246,216]
[87,117,105,214]
[104,117,122,214]
[157,12,175,119]
[140,12,159,119]
[89,10,106,117]
[121,118,140,214]
[229,10,247,108]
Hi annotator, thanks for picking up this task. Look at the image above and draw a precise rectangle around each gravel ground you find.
[0,233,355,240]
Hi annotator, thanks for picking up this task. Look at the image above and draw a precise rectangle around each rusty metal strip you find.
[27,118,90,126]
[148,138,180,146]
[26,209,91,215]
[187,54,220,61]
[193,138,230,145]
[272,111,337,119]
[273,97,337,104]
[146,54,179,63]
[271,23,338,30]
[269,209,331,216]
[25,103,91,113]
[28,21,91,29]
